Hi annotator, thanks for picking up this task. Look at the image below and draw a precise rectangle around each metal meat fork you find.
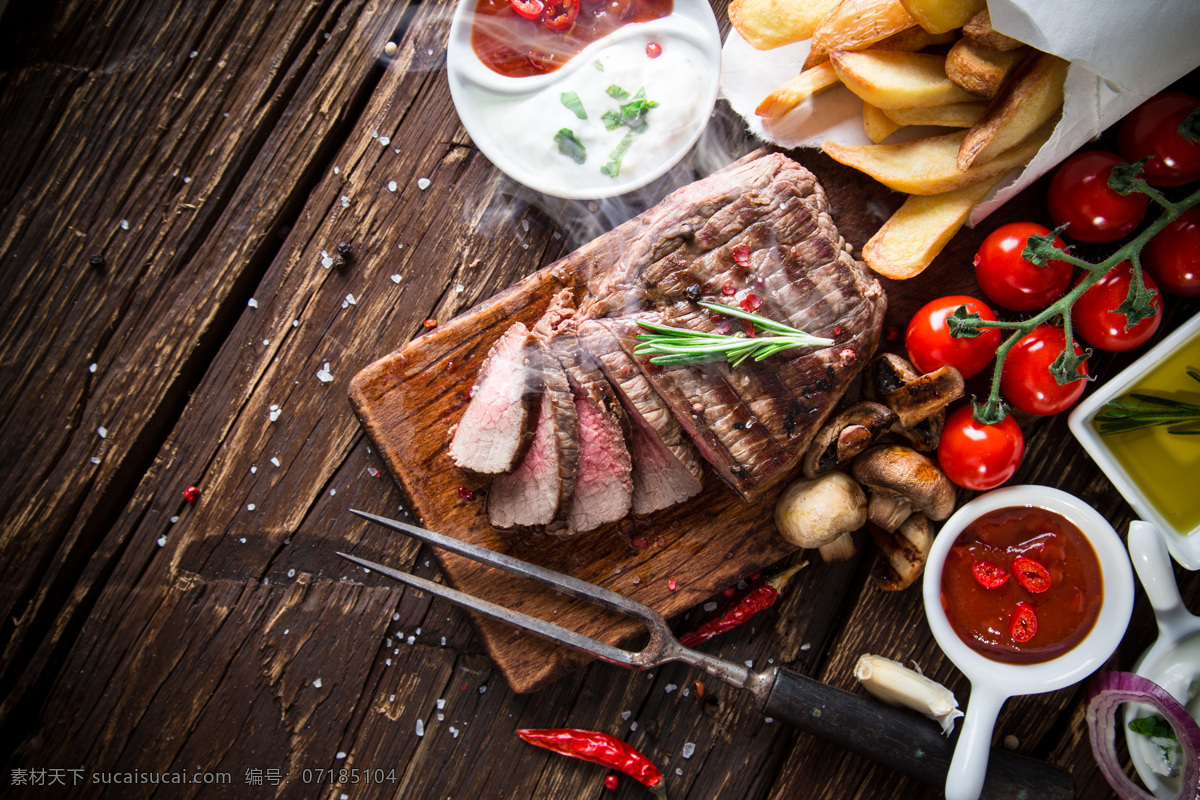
[342,510,1074,800]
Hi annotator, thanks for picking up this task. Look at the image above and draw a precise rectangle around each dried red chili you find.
[1010,601,1038,642]
[1012,556,1051,593]
[518,728,666,799]
[677,561,806,648]
[971,560,1009,589]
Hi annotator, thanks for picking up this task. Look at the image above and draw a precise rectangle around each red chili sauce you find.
[471,0,673,77]
[940,506,1103,665]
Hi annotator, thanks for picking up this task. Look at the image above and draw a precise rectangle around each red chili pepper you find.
[731,243,751,267]
[1010,601,1038,642]
[971,560,1009,588]
[518,729,667,799]
[540,0,578,30]
[678,561,807,648]
[1012,556,1051,593]
[509,0,544,17]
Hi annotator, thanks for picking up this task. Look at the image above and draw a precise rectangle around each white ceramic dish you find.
[1068,311,1200,568]
[1125,521,1200,798]
[446,0,721,199]
[922,485,1134,800]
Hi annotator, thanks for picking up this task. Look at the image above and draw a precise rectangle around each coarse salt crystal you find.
[521,219,530,231]
[665,684,677,694]
[406,635,415,645]
[389,694,396,702]
[317,364,334,383]
[250,466,257,474]
[336,752,346,759]
[621,710,632,720]
[312,678,322,688]
[437,712,445,721]
[415,719,425,737]
[478,686,487,694]
[89,363,97,373]
[97,427,107,438]
[380,136,391,146]
[391,274,402,283]
[388,180,397,192]
[271,457,280,467]
[183,176,191,184]
[248,298,258,308]
[703,601,718,612]
[322,256,335,269]
[630,721,638,731]
[437,698,446,709]
[90,456,101,465]
[345,293,356,306]
[170,516,179,523]
[340,195,350,207]
[333,166,339,175]
[288,569,295,578]
[455,283,464,293]
[269,408,282,422]
[292,319,299,327]
[239,537,246,543]
[682,743,696,759]
[157,535,167,547]
[247,504,255,511]
[189,50,198,58]
[262,339,269,346]
[330,489,336,496]
[450,727,459,738]
[417,178,431,190]
[367,467,379,477]
[800,643,811,651]
[745,660,754,668]
[120,220,130,230]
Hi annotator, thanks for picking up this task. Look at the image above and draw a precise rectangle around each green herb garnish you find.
[560,91,587,120]
[633,301,835,368]
[600,130,636,178]
[1129,715,1177,740]
[554,128,587,165]
[602,87,658,132]
[605,84,629,100]
[1094,369,1200,436]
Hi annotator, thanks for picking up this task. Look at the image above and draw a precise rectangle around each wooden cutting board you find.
[348,159,816,694]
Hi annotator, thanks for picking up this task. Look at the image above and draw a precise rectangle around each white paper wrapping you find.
[718,0,1200,224]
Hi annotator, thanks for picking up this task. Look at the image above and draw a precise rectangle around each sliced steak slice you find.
[548,316,632,535]
[488,345,577,528]
[448,322,540,474]
[578,319,703,514]
[580,152,885,501]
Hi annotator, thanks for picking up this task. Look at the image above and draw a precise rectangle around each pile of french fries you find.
[734,0,1068,280]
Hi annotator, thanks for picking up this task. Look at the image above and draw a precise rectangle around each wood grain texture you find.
[1,0,1199,797]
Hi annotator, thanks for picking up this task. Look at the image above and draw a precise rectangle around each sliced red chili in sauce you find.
[971,560,1009,588]
[509,0,545,19]
[540,0,579,30]
[1012,556,1052,593]
[1010,602,1038,642]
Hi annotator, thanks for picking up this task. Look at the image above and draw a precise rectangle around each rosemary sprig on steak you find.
[634,301,835,368]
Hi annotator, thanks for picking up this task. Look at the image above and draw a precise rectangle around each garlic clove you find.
[854,653,964,735]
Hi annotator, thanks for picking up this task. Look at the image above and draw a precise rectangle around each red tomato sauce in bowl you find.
[471,0,673,77]
[940,506,1103,664]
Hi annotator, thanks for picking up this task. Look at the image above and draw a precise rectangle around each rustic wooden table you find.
[2,1,1198,798]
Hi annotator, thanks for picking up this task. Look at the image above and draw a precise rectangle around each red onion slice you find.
[1086,671,1200,800]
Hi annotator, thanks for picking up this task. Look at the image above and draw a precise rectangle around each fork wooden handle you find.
[760,666,1075,800]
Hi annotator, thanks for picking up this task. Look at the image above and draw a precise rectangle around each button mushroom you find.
[851,445,956,533]
[801,401,898,479]
[868,512,934,591]
[864,353,964,451]
[774,470,867,562]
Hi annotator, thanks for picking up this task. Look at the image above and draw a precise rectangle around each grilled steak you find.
[448,322,539,474]
[548,315,633,536]
[579,319,703,513]
[582,153,886,500]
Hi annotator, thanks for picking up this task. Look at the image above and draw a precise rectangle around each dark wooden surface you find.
[1,1,1197,798]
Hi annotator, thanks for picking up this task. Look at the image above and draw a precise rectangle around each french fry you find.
[875,26,957,51]
[731,0,841,50]
[803,0,917,70]
[822,120,1053,195]
[863,103,903,142]
[962,9,1025,51]
[897,0,985,34]
[830,50,977,109]
[756,62,841,119]
[883,101,989,128]
[957,53,1068,170]
[862,177,1002,279]
[945,39,1028,99]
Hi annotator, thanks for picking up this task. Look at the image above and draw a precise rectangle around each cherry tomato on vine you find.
[1071,261,1163,352]
[906,295,1001,379]
[1118,91,1200,187]
[1047,151,1149,243]
[1143,206,1200,298]
[974,222,1073,311]
[938,405,1025,491]
[999,325,1089,416]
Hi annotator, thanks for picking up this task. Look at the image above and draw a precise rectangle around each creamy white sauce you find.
[463,31,713,195]
[1128,634,1200,796]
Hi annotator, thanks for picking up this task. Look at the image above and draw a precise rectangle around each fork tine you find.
[349,509,669,631]
[338,551,648,668]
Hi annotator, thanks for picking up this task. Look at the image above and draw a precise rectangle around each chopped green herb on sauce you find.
[554,128,587,165]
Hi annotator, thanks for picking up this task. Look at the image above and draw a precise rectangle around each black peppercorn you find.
[685,283,702,302]
[336,241,354,261]
[88,254,106,269]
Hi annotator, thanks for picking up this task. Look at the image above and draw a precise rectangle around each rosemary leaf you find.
[633,302,833,367]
